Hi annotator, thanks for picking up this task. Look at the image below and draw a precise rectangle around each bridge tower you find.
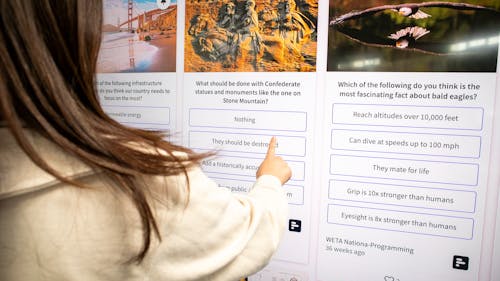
[127,0,135,69]
[127,0,133,32]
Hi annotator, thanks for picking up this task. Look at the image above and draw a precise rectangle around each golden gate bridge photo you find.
[97,0,177,73]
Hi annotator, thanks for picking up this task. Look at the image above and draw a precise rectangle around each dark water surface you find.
[328,5,500,72]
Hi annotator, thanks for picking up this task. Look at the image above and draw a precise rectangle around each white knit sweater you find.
[0,129,288,281]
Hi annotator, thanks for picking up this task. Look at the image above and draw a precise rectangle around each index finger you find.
[266,136,276,157]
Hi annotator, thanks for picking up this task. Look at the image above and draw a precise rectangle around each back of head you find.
[0,0,103,128]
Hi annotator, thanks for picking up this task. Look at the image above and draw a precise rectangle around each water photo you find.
[328,0,500,72]
[98,0,177,73]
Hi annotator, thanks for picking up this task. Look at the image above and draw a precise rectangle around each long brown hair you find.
[0,0,208,262]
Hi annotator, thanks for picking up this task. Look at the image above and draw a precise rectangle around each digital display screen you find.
[97,1,500,280]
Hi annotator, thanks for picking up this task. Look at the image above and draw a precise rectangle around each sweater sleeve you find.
[147,166,288,281]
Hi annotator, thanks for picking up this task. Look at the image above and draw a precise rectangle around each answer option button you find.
[189,131,306,157]
[327,204,474,239]
[103,105,170,126]
[329,180,477,213]
[202,156,305,181]
[332,104,483,130]
[330,154,479,186]
[331,129,481,158]
[189,108,307,131]
[214,178,304,205]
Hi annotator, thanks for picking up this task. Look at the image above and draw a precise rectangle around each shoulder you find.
[0,128,93,200]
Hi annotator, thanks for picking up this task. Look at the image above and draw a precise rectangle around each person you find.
[0,0,292,280]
